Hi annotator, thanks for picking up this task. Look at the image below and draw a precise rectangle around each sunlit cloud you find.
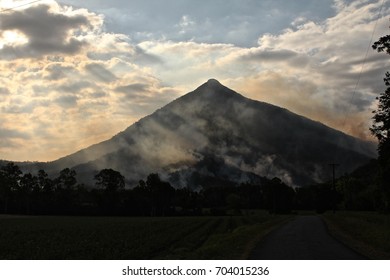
[0,0,389,162]
[0,1,181,161]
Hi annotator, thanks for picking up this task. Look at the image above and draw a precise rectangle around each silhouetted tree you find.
[146,173,175,216]
[238,183,263,210]
[263,177,295,214]
[226,193,242,215]
[313,183,341,214]
[294,186,315,210]
[0,163,22,213]
[33,169,55,214]
[174,188,202,215]
[54,168,78,214]
[55,168,77,190]
[202,186,228,211]
[371,26,390,211]
[0,168,11,213]
[131,180,153,216]
[17,173,38,214]
[94,168,125,215]
[37,169,54,193]
[94,169,125,192]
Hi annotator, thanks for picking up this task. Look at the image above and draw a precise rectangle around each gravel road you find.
[249,215,366,260]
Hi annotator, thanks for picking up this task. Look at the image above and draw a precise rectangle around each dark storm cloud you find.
[90,91,107,98]
[85,46,162,66]
[115,83,149,101]
[133,46,163,65]
[0,127,30,140]
[115,83,149,94]
[114,82,180,116]
[57,81,92,93]
[319,59,389,92]
[2,103,34,114]
[0,127,31,149]
[0,87,10,95]
[350,92,375,111]
[337,90,375,112]
[0,5,90,58]
[44,64,75,80]
[55,95,78,108]
[242,49,299,62]
[85,63,117,83]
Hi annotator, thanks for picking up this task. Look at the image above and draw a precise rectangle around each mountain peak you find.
[177,78,248,105]
[206,78,222,86]
[194,78,236,98]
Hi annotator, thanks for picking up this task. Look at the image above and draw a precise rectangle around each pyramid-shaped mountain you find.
[31,79,376,187]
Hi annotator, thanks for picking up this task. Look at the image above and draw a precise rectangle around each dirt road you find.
[249,215,366,260]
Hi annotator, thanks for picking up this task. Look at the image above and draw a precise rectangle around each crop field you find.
[323,211,390,259]
[0,213,290,260]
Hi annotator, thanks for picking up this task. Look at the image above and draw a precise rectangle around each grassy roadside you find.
[322,211,390,259]
[189,215,293,259]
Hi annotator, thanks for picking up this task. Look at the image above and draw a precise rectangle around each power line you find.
[329,163,339,214]
[0,0,44,13]
[341,0,386,128]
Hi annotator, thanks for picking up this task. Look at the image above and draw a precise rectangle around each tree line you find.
[1,160,386,217]
[0,163,299,216]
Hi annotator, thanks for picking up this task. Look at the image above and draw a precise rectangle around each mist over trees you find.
[0,161,306,216]
[0,158,386,217]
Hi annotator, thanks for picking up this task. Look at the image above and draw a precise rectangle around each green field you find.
[0,213,291,259]
[323,211,390,259]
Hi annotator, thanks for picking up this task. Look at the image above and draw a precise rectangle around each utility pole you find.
[329,163,339,214]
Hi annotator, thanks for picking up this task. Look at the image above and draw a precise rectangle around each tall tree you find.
[54,168,78,214]
[37,169,53,193]
[18,173,38,214]
[145,173,175,216]
[371,26,390,211]
[0,163,22,213]
[55,168,77,190]
[372,29,390,156]
[0,168,11,213]
[94,169,125,192]
[94,169,125,214]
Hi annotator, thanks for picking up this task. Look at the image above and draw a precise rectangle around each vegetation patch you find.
[0,213,290,259]
[323,211,390,259]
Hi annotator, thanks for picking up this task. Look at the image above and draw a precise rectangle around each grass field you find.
[0,213,291,260]
[323,211,390,259]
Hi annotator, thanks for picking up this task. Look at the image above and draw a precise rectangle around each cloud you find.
[0,0,389,162]
[43,63,75,80]
[0,127,30,140]
[0,87,10,95]
[63,0,336,47]
[0,3,100,58]
[55,95,78,108]
[114,78,182,116]
[115,83,149,94]
[0,126,31,155]
[0,1,183,161]
[177,15,196,35]
[85,63,117,83]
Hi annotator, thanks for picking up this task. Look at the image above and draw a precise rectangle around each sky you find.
[0,0,389,162]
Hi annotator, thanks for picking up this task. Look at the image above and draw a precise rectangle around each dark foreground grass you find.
[0,213,291,260]
[323,211,390,259]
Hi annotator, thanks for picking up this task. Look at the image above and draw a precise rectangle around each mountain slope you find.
[25,79,376,187]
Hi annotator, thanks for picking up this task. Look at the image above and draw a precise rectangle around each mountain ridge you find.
[16,79,376,188]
